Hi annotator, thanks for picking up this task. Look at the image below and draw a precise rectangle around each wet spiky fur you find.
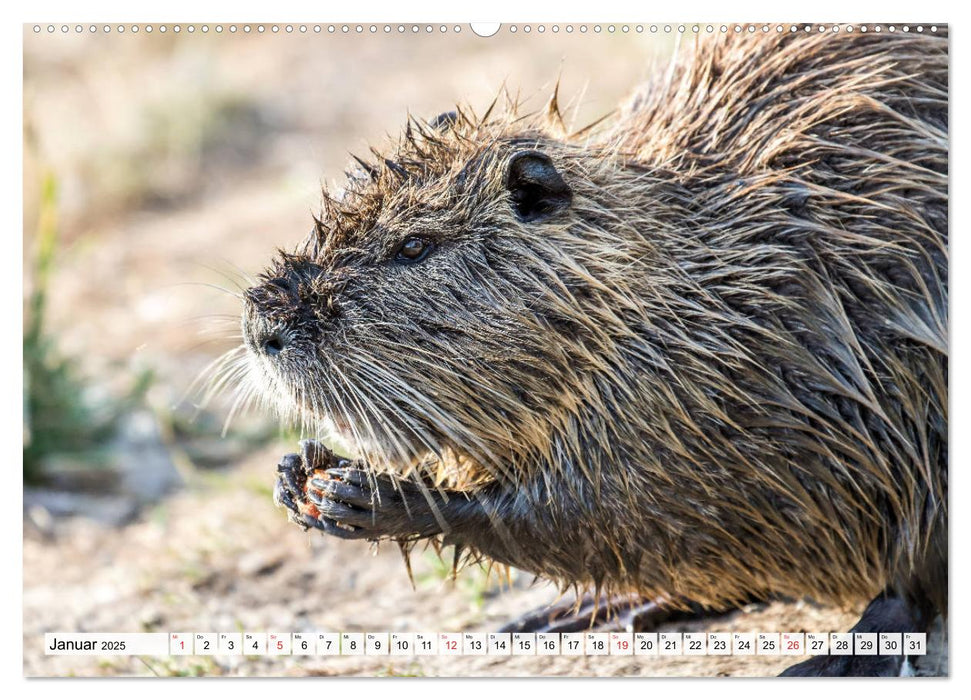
[236,29,947,614]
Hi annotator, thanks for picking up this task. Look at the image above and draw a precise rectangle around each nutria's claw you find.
[323,467,409,504]
[276,454,305,496]
[289,510,312,531]
[273,478,297,511]
[299,439,336,471]
[310,478,374,508]
[304,514,369,540]
[324,467,369,486]
[278,452,304,472]
[305,490,373,527]
[275,450,310,514]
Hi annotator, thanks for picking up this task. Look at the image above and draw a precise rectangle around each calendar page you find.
[21,10,949,681]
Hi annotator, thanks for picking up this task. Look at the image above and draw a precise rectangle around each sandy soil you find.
[24,443,871,678]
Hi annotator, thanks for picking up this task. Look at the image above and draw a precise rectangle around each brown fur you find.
[238,29,947,616]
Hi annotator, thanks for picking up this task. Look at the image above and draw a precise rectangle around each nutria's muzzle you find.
[241,302,292,359]
[242,309,292,360]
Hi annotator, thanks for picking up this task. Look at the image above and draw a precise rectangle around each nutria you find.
[238,28,947,676]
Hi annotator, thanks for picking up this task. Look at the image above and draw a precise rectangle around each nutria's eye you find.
[395,237,434,263]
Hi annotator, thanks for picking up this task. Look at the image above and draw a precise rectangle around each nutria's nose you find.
[242,311,289,358]
[262,333,286,356]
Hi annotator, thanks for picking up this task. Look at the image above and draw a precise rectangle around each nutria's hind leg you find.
[499,594,621,633]
[499,594,755,633]
[780,592,920,677]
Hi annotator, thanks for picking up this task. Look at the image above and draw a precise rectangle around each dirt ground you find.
[21,25,947,678]
[21,445,949,677]
[19,444,872,678]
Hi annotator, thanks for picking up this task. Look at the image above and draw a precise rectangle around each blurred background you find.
[22,24,888,677]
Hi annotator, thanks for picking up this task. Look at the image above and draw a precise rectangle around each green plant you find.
[23,173,152,483]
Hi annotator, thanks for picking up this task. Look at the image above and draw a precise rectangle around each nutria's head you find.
[241,110,653,481]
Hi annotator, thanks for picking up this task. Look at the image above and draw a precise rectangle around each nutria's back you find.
[611,30,948,612]
[243,29,947,616]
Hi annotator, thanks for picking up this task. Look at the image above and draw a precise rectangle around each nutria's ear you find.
[505,150,573,222]
[429,111,458,130]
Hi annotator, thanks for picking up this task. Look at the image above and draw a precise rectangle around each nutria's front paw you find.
[273,439,353,530]
[303,467,446,541]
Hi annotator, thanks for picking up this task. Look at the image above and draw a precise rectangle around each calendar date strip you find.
[45,631,927,657]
